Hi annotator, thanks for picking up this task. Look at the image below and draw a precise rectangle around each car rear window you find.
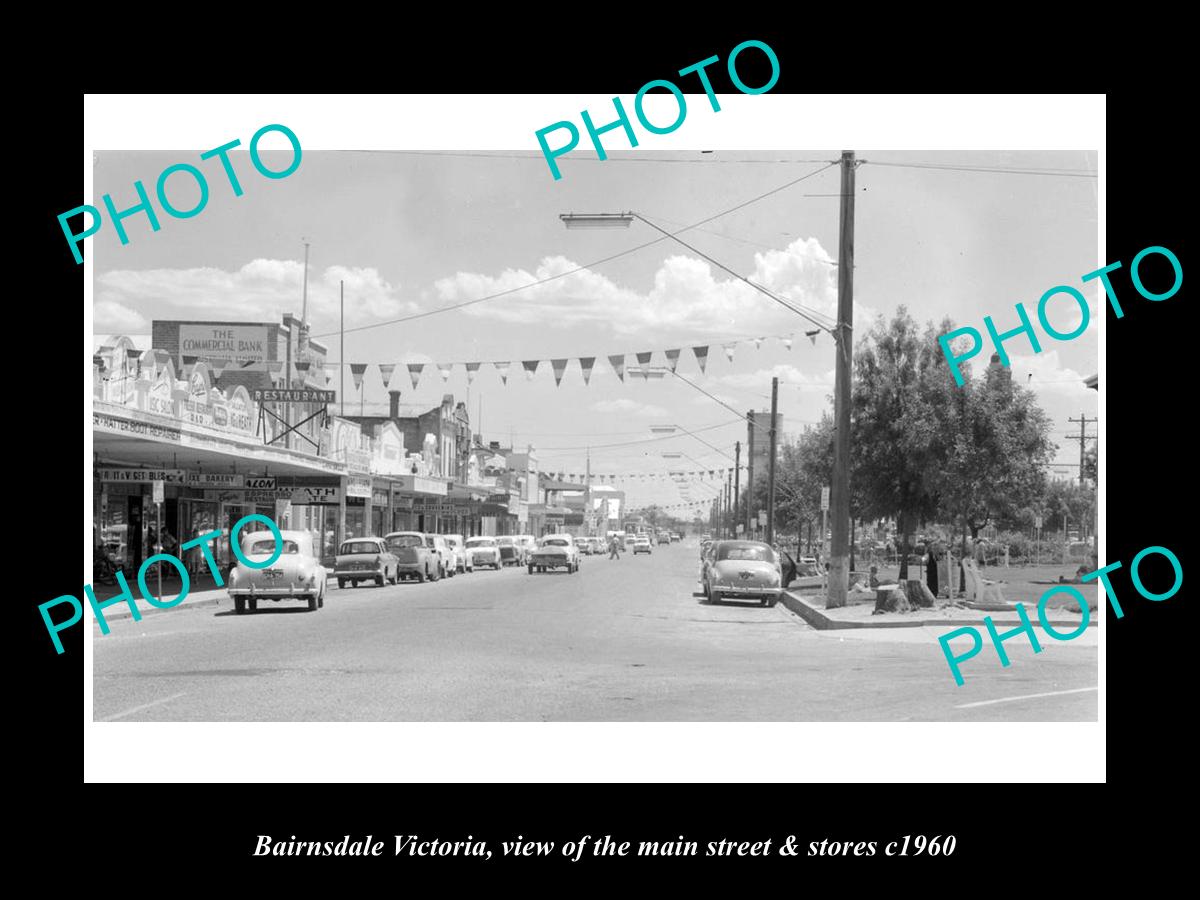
[387,535,424,550]
[466,538,496,548]
[717,543,775,562]
[247,539,299,556]
[341,541,380,555]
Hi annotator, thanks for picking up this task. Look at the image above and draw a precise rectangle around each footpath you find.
[88,573,231,622]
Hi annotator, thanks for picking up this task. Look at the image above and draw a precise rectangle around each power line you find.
[311,162,838,339]
[348,149,835,165]
[862,159,1097,178]
[532,418,744,453]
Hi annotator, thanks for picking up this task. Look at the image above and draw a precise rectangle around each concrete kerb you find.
[90,590,229,625]
[780,589,1099,631]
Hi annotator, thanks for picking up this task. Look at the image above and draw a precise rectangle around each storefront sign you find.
[346,476,372,499]
[394,475,448,496]
[346,449,372,475]
[204,489,247,503]
[96,468,187,483]
[371,488,390,506]
[292,486,340,504]
[391,492,414,509]
[181,324,269,365]
[252,388,337,403]
[93,412,182,443]
[245,476,277,490]
[188,473,245,487]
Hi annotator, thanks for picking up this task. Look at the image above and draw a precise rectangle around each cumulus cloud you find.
[590,398,669,418]
[94,299,148,333]
[95,259,417,333]
[435,237,839,342]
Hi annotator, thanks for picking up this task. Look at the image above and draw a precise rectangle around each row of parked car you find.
[226,529,609,613]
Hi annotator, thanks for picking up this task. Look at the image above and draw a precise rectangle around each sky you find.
[92,145,1099,513]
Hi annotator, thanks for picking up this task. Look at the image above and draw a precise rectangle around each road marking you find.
[99,692,188,721]
[955,686,1097,709]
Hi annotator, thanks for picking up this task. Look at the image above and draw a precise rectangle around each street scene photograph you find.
[89,138,1099,723]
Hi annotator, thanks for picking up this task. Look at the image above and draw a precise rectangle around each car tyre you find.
[235,596,246,615]
[768,596,779,608]
[376,574,385,587]
[249,597,258,613]
[318,584,325,608]
[308,592,318,611]
[337,578,346,589]
[416,569,426,583]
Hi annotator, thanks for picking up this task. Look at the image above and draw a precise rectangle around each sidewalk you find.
[780,586,1098,631]
[88,573,232,623]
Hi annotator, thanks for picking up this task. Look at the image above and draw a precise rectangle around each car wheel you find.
[318,584,325,608]
[235,597,246,615]
[337,578,346,589]
[416,569,426,583]
[768,596,779,608]
[528,564,534,574]
[376,574,385,587]
[308,592,318,611]
[249,597,258,613]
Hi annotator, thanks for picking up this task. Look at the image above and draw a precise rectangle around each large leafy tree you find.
[850,307,943,581]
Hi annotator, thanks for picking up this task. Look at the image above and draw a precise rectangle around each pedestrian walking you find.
[608,536,620,559]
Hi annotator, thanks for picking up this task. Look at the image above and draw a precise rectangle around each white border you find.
[84,93,1105,783]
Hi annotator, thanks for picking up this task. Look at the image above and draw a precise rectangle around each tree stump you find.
[905,579,936,609]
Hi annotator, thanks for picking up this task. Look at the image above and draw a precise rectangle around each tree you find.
[850,307,943,584]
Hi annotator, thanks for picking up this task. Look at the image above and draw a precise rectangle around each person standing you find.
[608,535,620,560]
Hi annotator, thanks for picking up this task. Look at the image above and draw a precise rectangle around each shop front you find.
[390,475,449,533]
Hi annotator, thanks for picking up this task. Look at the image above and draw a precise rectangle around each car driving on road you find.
[228,529,327,613]
[703,540,782,607]
[633,534,653,555]
[528,535,580,574]
[333,536,399,588]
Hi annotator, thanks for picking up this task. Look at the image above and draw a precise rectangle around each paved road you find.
[92,543,1098,721]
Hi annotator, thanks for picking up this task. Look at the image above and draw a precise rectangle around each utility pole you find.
[745,411,756,536]
[827,150,856,609]
[766,377,779,544]
[339,280,345,417]
[733,441,741,536]
[1067,414,1098,485]
[725,468,732,538]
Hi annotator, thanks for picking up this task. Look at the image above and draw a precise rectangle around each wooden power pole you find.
[745,411,756,536]
[827,150,856,609]
[733,441,740,536]
[766,377,778,544]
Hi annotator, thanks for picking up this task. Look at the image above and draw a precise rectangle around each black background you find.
[21,19,1183,886]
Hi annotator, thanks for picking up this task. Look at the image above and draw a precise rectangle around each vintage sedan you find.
[703,540,783,607]
[464,536,502,570]
[633,534,653,555]
[228,529,327,614]
[496,536,522,567]
[384,531,440,582]
[574,536,592,556]
[444,534,472,573]
[527,535,579,574]
[513,534,537,564]
[424,533,455,578]
[333,536,398,588]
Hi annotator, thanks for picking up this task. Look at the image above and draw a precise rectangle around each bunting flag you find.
[723,342,737,363]
[438,362,454,382]
[806,330,820,345]
[407,362,424,389]
[466,362,480,384]
[522,360,540,381]
[551,358,568,386]
[609,354,625,382]
[350,363,368,390]
[494,361,510,385]
[209,362,226,379]
[295,361,311,374]
[664,348,681,372]
[636,351,652,366]
[782,337,793,351]
[693,345,709,373]
[579,356,596,385]
[379,363,395,388]
[267,360,284,376]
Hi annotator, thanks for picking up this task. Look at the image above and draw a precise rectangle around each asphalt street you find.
[92,542,1098,721]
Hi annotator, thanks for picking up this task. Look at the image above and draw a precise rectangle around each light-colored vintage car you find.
[444,534,472,573]
[586,536,603,555]
[228,529,327,614]
[513,534,537,565]
[424,533,454,578]
[333,536,399,589]
[528,535,580,574]
[464,536,502,570]
[384,531,440,582]
[496,536,523,567]
[574,536,591,556]
[703,540,782,607]
[633,534,653,555]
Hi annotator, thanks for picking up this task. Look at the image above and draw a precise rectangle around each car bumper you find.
[334,568,383,578]
[229,585,318,598]
[530,557,572,567]
[711,585,782,599]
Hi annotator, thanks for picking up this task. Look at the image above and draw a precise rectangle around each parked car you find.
[528,535,580,574]
[384,531,439,582]
[586,536,603,555]
[424,533,453,578]
[513,534,537,564]
[333,536,399,588]
[464,536,502,570]
[444,534,472,573]
[228,529,327,613]
[574,536,592,555]
[657,532,670,545]
[703,540,782,607]
[496,536,521,566]
[633,534,653,555]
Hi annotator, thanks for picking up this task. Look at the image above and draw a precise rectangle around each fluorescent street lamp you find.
[559,213,635,229]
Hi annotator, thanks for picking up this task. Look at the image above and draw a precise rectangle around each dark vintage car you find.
[333,537,399,589]
[496,536,522,567]
[703,540,783,607]
[384,531,440,582]
[228,530,327,614]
